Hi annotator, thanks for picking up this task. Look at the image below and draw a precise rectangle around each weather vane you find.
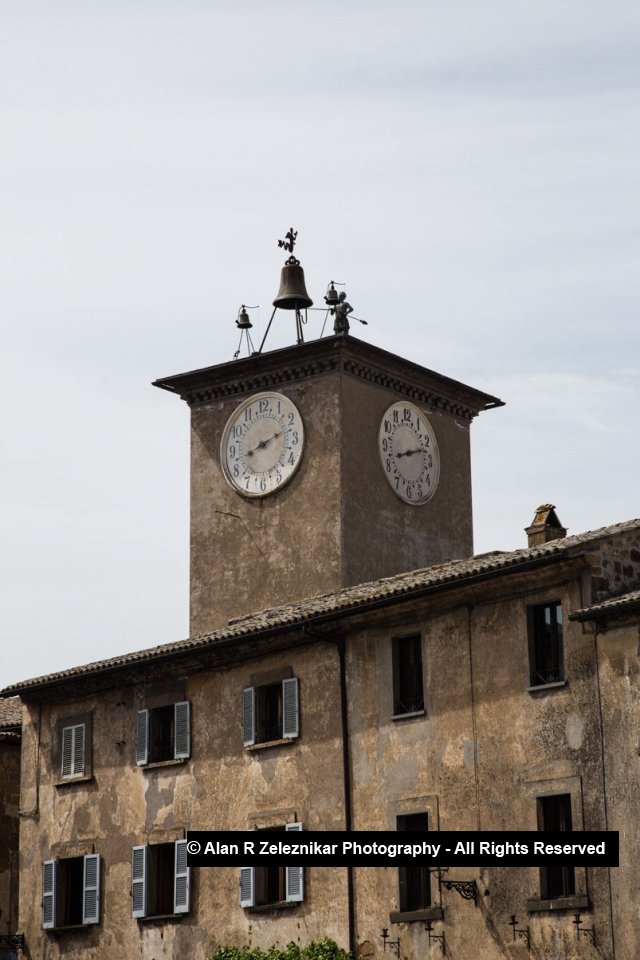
[277,228,298,255]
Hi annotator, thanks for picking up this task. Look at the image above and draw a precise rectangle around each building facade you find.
[2,334,639,959]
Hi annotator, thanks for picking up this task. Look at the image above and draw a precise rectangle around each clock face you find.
[221,392,304,498]
[379,401,440,505]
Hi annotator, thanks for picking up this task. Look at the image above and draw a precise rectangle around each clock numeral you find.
[291,431,299,446]
[382,438,389,453]
[385,458,392,473]
[384,420,392,434]
[229,444,236,458]
[259,398,270,414]
[288,451,295,465]
[427,454,433,468]
[260,477,267,492]
[403,407,411,421]
[233,425,243,439]
[288,412,295,425]
[233,464,240,478]
[392,410,400,424]
[244,407,253,422]
[276,471,282,483]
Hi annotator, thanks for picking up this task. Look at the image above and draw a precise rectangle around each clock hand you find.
[246,432,281,457]
[397,448,423,458]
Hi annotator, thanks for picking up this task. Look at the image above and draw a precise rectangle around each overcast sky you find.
[2,1,639,688]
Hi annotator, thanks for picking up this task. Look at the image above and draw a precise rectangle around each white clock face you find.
[379,401,440,505]
[221,392,304,498]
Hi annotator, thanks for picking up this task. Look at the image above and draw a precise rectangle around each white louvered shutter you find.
[242,687,255,746]
[61,726,74,778]
[239,866,255,907]
[174,701,190,760]
[74,723,85,776]
[136,710,149,766]
[285,822,304,902]
[282,678,299,739]
[131,845,147,918]
[82,854,100,924]
[174,840,190,913]
[42,860,56,929]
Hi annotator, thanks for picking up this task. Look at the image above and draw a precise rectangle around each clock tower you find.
[154,334,502,637]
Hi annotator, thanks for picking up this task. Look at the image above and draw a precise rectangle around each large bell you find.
[273,258,313,310]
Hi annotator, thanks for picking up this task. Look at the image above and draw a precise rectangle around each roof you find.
[2,517,639,697]
[569,588,640,622]
[0,697,22,730]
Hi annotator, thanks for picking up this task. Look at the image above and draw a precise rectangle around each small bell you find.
[236,305,252,329]
[324,281,340,306]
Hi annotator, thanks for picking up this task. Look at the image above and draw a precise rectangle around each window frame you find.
[136,701,191,766]
[54,712,93,784]
[527,600,564,688]
[537,793,576,900]
[131,840,190,919]
[396,813,431,913]
[243,678,299,747]
[240,822,304,908]
[42,854,101,929]
[392,633,425,718]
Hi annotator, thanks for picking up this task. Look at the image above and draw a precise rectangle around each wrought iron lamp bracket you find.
[573,912,596,946]
[508,916,531,951]
[380,929,404,960]
[435,869,478,907]
[424,920,446,955]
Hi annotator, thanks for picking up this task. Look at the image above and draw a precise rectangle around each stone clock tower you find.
[154,335,502,637]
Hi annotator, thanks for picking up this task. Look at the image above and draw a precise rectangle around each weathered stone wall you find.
[0,736,20,938]
[584,528,640,601]
[18,641,349,959]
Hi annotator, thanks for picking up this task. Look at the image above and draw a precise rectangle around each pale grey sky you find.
[2,1,639,687]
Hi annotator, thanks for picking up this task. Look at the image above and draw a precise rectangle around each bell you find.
[236,305,252,329]
[273,261,313,310]
[324,281,340,306]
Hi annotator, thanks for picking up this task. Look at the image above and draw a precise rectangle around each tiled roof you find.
[569,588,640,622]
[0,697,22,729]
[2,517,639,697]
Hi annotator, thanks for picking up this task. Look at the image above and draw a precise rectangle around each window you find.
[392,635,424,716]
[42,855,100,929]
[397,813,430,911]
[56,713,92,781]
[136,701,190,765]
[537,794,575,899]
[528,601,564,686]
[131,841,190,918]
[240,823,304,907]
[243,678,299,746]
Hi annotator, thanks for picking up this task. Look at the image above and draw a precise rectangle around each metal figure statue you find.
[332,291,354,334]
[277,228,298,254]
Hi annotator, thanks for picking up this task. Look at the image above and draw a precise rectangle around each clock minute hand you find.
[397,448,423,458]
[246,432,281,457]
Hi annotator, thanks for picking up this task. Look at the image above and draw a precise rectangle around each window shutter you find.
[74,723,86,776]
[285,822,304,902]
[42,859,56,929]
[282,678,299,738]
[61,726,74,778]
[239,866,255,907]
[174,840,190,914]
[136,710,149,766]
[174,701,191,760]
[131,845,147,918]
[242,687,255,747]
[82,854,101,924]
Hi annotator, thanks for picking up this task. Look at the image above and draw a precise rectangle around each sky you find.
[1,1,639,688]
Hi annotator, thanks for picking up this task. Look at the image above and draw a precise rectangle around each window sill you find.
[140,758,188,770]
[527,895,590,913]
[48,923,93,932]
[247,738,296,752]
[245,901,300,913]
[54,775,95,788]
[391,710,426,722]
[137,913,186,923]
[527,680,567,694]
[390,907,443,923]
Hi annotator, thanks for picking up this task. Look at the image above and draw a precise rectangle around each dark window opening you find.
[393,635,424,715]
[529,602,564,686]
[397,813,431,911]
[538,794,575,899]
[255,827,286,905]
[146,843,175,917]
[149,705,175,763]
[56,857,84,927]
[257,684,283,744]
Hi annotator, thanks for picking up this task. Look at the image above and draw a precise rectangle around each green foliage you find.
[209,937,353,960]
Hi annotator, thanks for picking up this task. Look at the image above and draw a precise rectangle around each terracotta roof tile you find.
[569,588,640,622]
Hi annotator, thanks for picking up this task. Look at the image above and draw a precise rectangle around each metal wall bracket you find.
[508,916,531,951]
[573,912,596,946]
[436,869,478,907]
[425,920,446,955]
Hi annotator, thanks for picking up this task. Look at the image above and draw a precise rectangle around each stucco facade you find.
[0,698,21,951]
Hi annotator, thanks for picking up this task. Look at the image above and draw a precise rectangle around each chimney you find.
[525,504,567,548]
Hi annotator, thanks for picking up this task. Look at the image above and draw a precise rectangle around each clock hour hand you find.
[397,448,423,458]
[246,432,281,457]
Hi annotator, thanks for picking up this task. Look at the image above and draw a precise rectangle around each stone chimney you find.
[525,504,567,548]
